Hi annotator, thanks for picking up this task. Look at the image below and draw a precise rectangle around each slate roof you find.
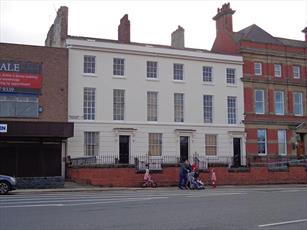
[234,24,307,48]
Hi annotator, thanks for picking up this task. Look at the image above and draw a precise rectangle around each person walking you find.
[178,159,189,189]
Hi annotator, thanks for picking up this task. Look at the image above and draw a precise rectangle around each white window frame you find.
[203,95,213,123]
[113,58,125,76]
[84,132,99,156]
[274,64,282,77]
[113,89,125,120]
[203,66,213,83]
[83,87,96,120]
[227,96,236,124]
[274,91,284,115]
[83,55,96,74]
[255,90,265,114]
[205,134,217,156]
[173,63,184,81]
[254,62,262,76]
[147,91,158,121]
[174,93,184,122]
[147,61,158,79]
[293,92,303,116]
[226,68,236,84]
[293,65,301,79]
[257,129,267,155]
[148,133,162,156]
[277,130,287,156]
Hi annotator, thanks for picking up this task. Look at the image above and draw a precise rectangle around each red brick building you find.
[0,43,73,187]
[212,3,307,163]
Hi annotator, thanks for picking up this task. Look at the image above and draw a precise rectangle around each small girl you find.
[210,168,217,188]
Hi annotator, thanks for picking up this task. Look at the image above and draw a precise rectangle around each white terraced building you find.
[46,7,246,166]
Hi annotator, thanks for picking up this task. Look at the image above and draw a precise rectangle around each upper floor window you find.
[255,90,265,114]
[83,87,96,120]
[0,94,38,118]
[173,64,184,81]
[203,95,213,123]
[147,61,158,79]
[148,133,162,156]
[84,132,99,156]
[293,92,303,116]
[113,89,125,120]
[205,134,217,156]
[254,62,262,76]
[174,93,184,122]
[257,129,267,155]
[293,65,301,79]
[83,55,96,74]
[147,91,158,121]
[227,96,236,124]
[113,58,125,76]
[274,91,284,115]
[226,68,235,84]
[203,66,213,82]
[274,64,282,77]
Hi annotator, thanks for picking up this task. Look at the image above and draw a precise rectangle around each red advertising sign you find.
[0,60,42,94]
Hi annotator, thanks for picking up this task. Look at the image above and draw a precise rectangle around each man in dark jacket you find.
[178,159,190,189]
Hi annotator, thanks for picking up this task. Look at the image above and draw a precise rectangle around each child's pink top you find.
[211,172,216,181]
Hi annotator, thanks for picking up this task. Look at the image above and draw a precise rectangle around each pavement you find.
[12,181,307,194]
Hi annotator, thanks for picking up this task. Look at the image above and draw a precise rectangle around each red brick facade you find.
[212,3,307,161]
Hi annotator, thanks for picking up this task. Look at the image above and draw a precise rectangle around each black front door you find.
[119,135,130,164]
[180,136,189,163]
[233,138,241,167]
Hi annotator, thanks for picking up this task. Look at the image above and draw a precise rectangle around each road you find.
[1,185,307,230]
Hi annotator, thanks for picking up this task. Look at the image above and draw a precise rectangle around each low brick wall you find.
[16,176,64,189]
[68,166,307,187]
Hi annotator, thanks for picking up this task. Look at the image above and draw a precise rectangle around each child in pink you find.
[210,168,217,188]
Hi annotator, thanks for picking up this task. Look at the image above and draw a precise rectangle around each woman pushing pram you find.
[187,163,205,190]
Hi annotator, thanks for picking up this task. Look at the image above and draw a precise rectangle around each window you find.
[255,90,265,114]
[148,133,162,156]
[147,91,158,121]
[203,66,213,82]
[274,91,284,115]
[203,95,213,123]
[293,92,303,116]
[257,129,267,155]
[0,94,38,118]
[173,64,184,80]
[147,61,158,79]
[113,89,125,120]
[83,87,96,120]
[293,65,301,79]
[227,96,236,124]
[113,58,125,76]
[174,93,184,122]
[254,62,262,76]
[274,64,282,77]
[205,134,217,156]
[278,130,287,156]
[83,55,96,74]
[226,68,235,84]
[84,132,99,156]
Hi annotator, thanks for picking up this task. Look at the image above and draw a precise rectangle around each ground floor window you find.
[257,129,267,155]
[84,132,99,156]
[205,134,217,156]
[148,133,162,156]
[278,130,287,155]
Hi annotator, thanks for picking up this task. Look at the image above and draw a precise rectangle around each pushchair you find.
[188,171,205,190]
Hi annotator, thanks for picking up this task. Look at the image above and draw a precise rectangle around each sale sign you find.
[0,60,42,94]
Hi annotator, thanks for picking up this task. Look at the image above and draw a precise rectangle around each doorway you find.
[119,135,130,164]
[233,138,241,167]
[180,136,189,163]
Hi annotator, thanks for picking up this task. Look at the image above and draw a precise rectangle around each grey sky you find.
[1,0,307,50]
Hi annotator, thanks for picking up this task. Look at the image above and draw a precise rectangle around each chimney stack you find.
[302,27,307,42]
[171,26,185,49]
[212,3,235,34]
[118,14,130,43]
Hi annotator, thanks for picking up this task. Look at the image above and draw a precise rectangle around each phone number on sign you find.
[0,87,15,92]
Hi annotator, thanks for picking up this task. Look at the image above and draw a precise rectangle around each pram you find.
[188,171,205,190]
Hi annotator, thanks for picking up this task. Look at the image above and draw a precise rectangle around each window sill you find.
[146,78,160,82]
[83,73,97,77]
[203,82,215,86]
[226,84,238,88]
[113,75,127,79]
[172,80,185,84]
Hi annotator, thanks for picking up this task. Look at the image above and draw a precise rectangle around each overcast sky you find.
[1,0,307,50]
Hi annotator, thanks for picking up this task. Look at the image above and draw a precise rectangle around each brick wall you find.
[68,166,307,187]
[0,43,68,122]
